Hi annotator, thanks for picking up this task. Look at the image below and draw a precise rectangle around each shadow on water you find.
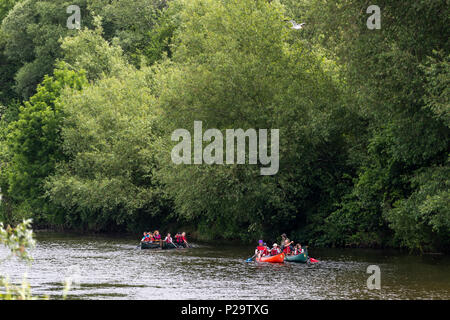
[0,233,449,300]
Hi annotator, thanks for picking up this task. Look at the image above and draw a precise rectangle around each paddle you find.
[136,240,144,249]
[245,253,256,262]
[183,240,191,248]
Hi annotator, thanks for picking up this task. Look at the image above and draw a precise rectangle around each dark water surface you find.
[1,232,449,300]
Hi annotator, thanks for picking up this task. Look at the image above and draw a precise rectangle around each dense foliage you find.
[0,0,448,252]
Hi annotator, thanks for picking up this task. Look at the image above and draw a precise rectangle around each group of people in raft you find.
[255,233,305,259]
[141,230,189,248]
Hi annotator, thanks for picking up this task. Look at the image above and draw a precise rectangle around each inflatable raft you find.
[256,252,285,263]
[140,241,181,250]
[284,251,308,263]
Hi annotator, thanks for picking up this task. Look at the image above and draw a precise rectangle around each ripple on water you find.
[1,236,449,300]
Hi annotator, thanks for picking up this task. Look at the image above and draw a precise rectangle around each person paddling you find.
[280,234,293,251]
[254,240,265,259]
[164,232,172,243]
[142,232,151,242]
[262,242,270,257]
[294,243,304,255]
[283,240,293,256]
[164,232,177,248]
[181,232,189,247]
[270,243,281,256]
[174,232,181,245]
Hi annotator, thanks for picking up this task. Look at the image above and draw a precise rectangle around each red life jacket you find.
[256,245,265,251]
[270,248,280,256]
[165,236,172,243]
[182,236,186,242]
[283,246,291,254]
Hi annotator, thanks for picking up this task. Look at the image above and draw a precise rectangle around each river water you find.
[0,232,449,300]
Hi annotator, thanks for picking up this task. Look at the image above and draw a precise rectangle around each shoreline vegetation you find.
[0,0,449,254]
[29,227,448,255]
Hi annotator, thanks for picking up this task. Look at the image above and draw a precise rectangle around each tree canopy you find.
[0,0,448,252]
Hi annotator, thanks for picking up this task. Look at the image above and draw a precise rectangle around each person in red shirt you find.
[141,232,150,242]
[270,243,281,256]
[164,232,172,243]
[294,244,304,255]
[262,243,270,256]
[255,240,265,259]
[164,232,177,248]
[181,232,190,247]
[153,230,162,241]
[282,239,294,255]
[283,244,292,255]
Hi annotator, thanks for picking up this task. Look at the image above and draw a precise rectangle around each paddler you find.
[164,232,176,248]
[153,230,162,241]
[270,243,281,256]
[262,242,270,256]
[294,243,304,255]
[282,239,294,255]
[181,232,189,247]
[254,240,265,259]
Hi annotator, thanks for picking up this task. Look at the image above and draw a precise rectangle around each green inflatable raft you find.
[140,241,181,250]
[284,250,309,263]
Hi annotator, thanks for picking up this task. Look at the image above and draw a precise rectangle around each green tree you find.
[290,0,449,251]
[4,66,87,225]
[155,0,351,241]
[0,0,92,99]
[87,0,175,67]
[0,0,22,104]
[0,0,22,22]
[45,29,171,231]
[59,16,126,81]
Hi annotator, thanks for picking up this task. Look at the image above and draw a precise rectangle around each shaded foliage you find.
[0,0,448,252]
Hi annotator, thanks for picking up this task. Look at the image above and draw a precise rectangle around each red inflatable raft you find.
[256,252,285,263]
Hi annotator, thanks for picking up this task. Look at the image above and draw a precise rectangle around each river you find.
[0,232,449,300]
